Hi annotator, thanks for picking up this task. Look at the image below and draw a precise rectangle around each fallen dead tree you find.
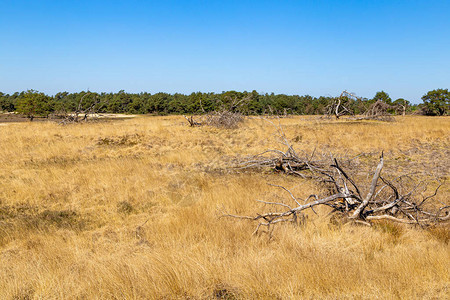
[184,95,249,129]
[183,110,244,129]
[225,123,448,235]
[224,153,448,235]
[360,100,395,121]
[234,121,342,178]
[204,110,244,129]
[326,90,357,119]
[235,146,328,179]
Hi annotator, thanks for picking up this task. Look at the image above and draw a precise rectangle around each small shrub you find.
[35,210,86,230]
[12,286,34,300]
[374,221,404,242]
[117,201,134,214]
[427,226,450,244]
[97,133,143,146]
[213,284,239,300]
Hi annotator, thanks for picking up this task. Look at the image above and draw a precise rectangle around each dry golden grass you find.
[0,115,449,299]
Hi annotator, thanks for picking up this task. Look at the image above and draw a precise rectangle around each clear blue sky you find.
[1,0,449,103]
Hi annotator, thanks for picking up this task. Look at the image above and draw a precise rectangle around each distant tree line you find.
[0,89,448,119]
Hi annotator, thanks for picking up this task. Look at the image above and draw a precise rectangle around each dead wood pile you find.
[184,95,250,129]
[204,110,244,129]
[326,91,405,121]
[362,100,395,121]
[184,110,244,129]
[225,129,448,235]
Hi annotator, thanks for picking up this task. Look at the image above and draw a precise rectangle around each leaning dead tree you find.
[184,111,243,129]
[326,90,357,119]
[225,153,448,234]
[59,92,102,124]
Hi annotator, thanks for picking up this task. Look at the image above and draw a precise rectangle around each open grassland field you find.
[0,116,449,299]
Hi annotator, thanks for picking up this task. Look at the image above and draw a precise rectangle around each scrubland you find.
[0,115,448,299]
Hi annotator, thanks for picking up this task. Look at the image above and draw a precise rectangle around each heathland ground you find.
[0,115,448,299]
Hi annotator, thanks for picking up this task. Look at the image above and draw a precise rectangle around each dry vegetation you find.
[0,115,449,299]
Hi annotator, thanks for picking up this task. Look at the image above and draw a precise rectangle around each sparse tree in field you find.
[421,89,449,116]
[16,90,54,121]
[372,90,392,104]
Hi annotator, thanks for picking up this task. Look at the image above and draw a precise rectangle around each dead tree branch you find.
[235,120,332,177]
[225,152,448,234]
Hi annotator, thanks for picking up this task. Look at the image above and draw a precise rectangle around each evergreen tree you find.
[421,89,449,116]
[16,90,54,121]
